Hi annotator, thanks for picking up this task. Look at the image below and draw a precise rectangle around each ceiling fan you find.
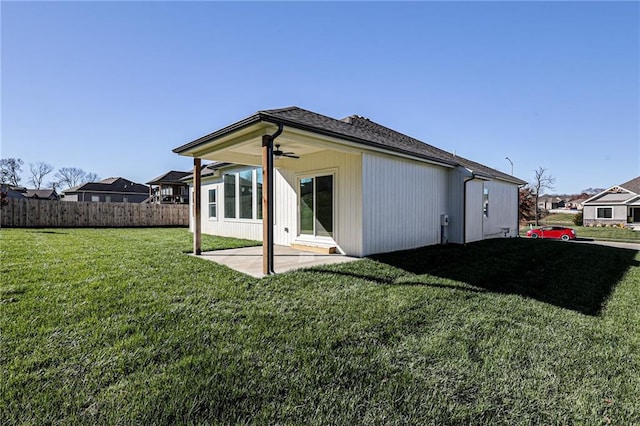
[273,144,299,159]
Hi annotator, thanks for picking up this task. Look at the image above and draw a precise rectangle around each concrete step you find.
[291,243,337,254]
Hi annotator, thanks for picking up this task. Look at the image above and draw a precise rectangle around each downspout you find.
[462,172,476,245]
[262,123,284,275]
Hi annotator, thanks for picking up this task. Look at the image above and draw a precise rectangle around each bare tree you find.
[28,161,54,189]
[84,172,99,183]
[54,167,87,190]
[0,158,24,186]
[531,166,556,226]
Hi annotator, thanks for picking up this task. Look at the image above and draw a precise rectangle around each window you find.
[239,170,253,219]
[208,189,217,218]
[299,175,333,237]
[123,196,128,203]
[597,207,613,219]
[256,168,263,220]
[105,196,111,203]
[224,174,236,219]
[91,195,100,202]
[222,168,263,220]
[483,187,489,218]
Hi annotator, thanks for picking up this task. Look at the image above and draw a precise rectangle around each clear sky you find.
[2,1,638,194]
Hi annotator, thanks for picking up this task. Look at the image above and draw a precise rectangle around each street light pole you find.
[505,157,513,175]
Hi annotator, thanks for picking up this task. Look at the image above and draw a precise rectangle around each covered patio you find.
[195,245,359,278]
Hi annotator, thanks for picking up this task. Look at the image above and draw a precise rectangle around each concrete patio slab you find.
[194,245,360,278]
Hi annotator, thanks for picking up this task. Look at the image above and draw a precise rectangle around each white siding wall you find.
[465,180,484,243]
[196,168,263,241]
[362,153,448,256]
[447,168,466,244]
[190,151,363,256]
[483,180,519,238]
[274,150,363,256]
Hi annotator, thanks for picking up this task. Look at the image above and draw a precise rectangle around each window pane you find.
[256,168,263,220]
[597,208,612,219]
[300,177,314,235]
[239,170,253,219]
[208,189,216,218]
[316,175,333,237]
[483,187,489,217]
[224,174,236,218]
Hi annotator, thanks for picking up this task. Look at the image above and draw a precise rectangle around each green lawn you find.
[2,228,639,424]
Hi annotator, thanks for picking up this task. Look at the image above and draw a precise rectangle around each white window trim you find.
[222,167,264,222]
[296,168,337,240]
[208,188,218,221]
[596,207,613,219]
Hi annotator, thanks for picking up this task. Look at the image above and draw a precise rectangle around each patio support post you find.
[262,135,274,275]
[193,157,202,255]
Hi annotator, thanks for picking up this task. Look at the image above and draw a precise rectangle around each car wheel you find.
[531,233,539,239]
[561,234,570,241]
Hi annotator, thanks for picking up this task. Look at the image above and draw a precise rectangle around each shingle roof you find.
[24,189,58,199]
[175,106,526,185]
[619,176,640,194]
[146,170,192,185]
[64,177,148,194]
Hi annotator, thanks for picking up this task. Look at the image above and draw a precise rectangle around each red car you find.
[526,226,576,241]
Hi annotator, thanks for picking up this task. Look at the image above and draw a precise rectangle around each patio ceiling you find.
[178,122,365,166]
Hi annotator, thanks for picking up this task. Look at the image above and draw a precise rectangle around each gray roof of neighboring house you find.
[180,162,232,181]
[24,189,58,199]
[65,177,149,194]
[174,106,526,185]
[619,176,640,194]
[146,171,192,185]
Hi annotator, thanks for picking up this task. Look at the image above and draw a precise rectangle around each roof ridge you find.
[259,106,300,114]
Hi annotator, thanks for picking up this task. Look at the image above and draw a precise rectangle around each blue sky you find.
[2,1,638,194]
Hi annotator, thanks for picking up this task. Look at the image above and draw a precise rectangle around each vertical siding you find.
[196,170,263,241]
[447,168,465,244]
[362,153,448,256]
[274,150,363,256]
[465,180,484,243]
[192,153,363,256]
[483,180,519,238]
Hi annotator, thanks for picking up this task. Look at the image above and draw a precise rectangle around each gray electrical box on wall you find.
[441,214,449,226]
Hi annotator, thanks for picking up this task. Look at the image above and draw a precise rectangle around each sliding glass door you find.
[299,175,333,237]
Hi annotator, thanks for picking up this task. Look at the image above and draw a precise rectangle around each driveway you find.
[573,239,640,251]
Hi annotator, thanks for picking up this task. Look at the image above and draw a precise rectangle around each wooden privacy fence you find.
[1,199,190,228]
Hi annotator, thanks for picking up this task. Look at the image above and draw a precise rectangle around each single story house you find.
[537,195,568,211]
[173,106,526,264]
[146,170,191,204]
[23,188,60,200]
[582,176,640,226]
[62,177,149,203]
[0,185,59,200]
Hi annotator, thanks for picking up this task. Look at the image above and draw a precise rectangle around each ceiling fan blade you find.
[283,154,300,159]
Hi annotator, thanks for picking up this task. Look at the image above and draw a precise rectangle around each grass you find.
[2,228,640,424]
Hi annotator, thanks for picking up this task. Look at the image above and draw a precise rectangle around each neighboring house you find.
[1,185,27,199]
[62,177,149,203]
[537,195,566,210]
[174,106,526,257]
[0,185,59,200]
[23,188,60,200]
[583,176,640,226]
[567,194,589,210]
[146,171,191,204]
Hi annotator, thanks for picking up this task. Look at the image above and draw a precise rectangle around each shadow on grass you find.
[331,239,638,316]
